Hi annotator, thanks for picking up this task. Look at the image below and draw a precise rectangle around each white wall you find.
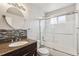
[0,15,13,29]
[24,4,44,41]
[27,20,39,40]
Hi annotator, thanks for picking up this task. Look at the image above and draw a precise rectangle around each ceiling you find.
[24,3,74,12]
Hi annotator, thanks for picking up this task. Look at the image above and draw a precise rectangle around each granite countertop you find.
[0,38,36,56]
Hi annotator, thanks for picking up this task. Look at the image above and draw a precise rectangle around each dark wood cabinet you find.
[2,42,37,56]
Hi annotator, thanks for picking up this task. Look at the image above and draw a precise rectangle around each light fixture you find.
[8,3,26,11]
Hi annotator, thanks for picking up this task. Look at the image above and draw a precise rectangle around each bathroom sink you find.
[9,41,28,47]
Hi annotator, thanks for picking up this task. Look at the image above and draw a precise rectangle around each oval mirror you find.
[5,7,25,29]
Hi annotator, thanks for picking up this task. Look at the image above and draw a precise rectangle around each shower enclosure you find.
[38,4,79,56]
[43,12,78,56]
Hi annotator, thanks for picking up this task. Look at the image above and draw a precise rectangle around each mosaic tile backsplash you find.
[0,29,27,41]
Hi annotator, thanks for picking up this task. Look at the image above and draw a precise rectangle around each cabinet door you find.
[23,48,37,56]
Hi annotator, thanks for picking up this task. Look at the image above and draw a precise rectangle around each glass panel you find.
[50,17,57,24]
[58,15,66,24]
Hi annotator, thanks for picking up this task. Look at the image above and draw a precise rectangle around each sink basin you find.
[9,41,28,47]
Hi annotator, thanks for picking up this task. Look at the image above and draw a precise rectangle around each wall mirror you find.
[5,7,26,29]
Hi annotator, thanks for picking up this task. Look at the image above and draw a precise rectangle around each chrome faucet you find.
[10,30,23,43]
[11,39,14,43]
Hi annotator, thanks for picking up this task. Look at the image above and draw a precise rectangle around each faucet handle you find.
[19,38,21,41]
[15,37,18,41]
[11,39,14,43]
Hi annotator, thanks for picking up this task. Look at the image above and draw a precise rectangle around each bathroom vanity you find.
[0,5,37,56]
[0,39,37,56]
